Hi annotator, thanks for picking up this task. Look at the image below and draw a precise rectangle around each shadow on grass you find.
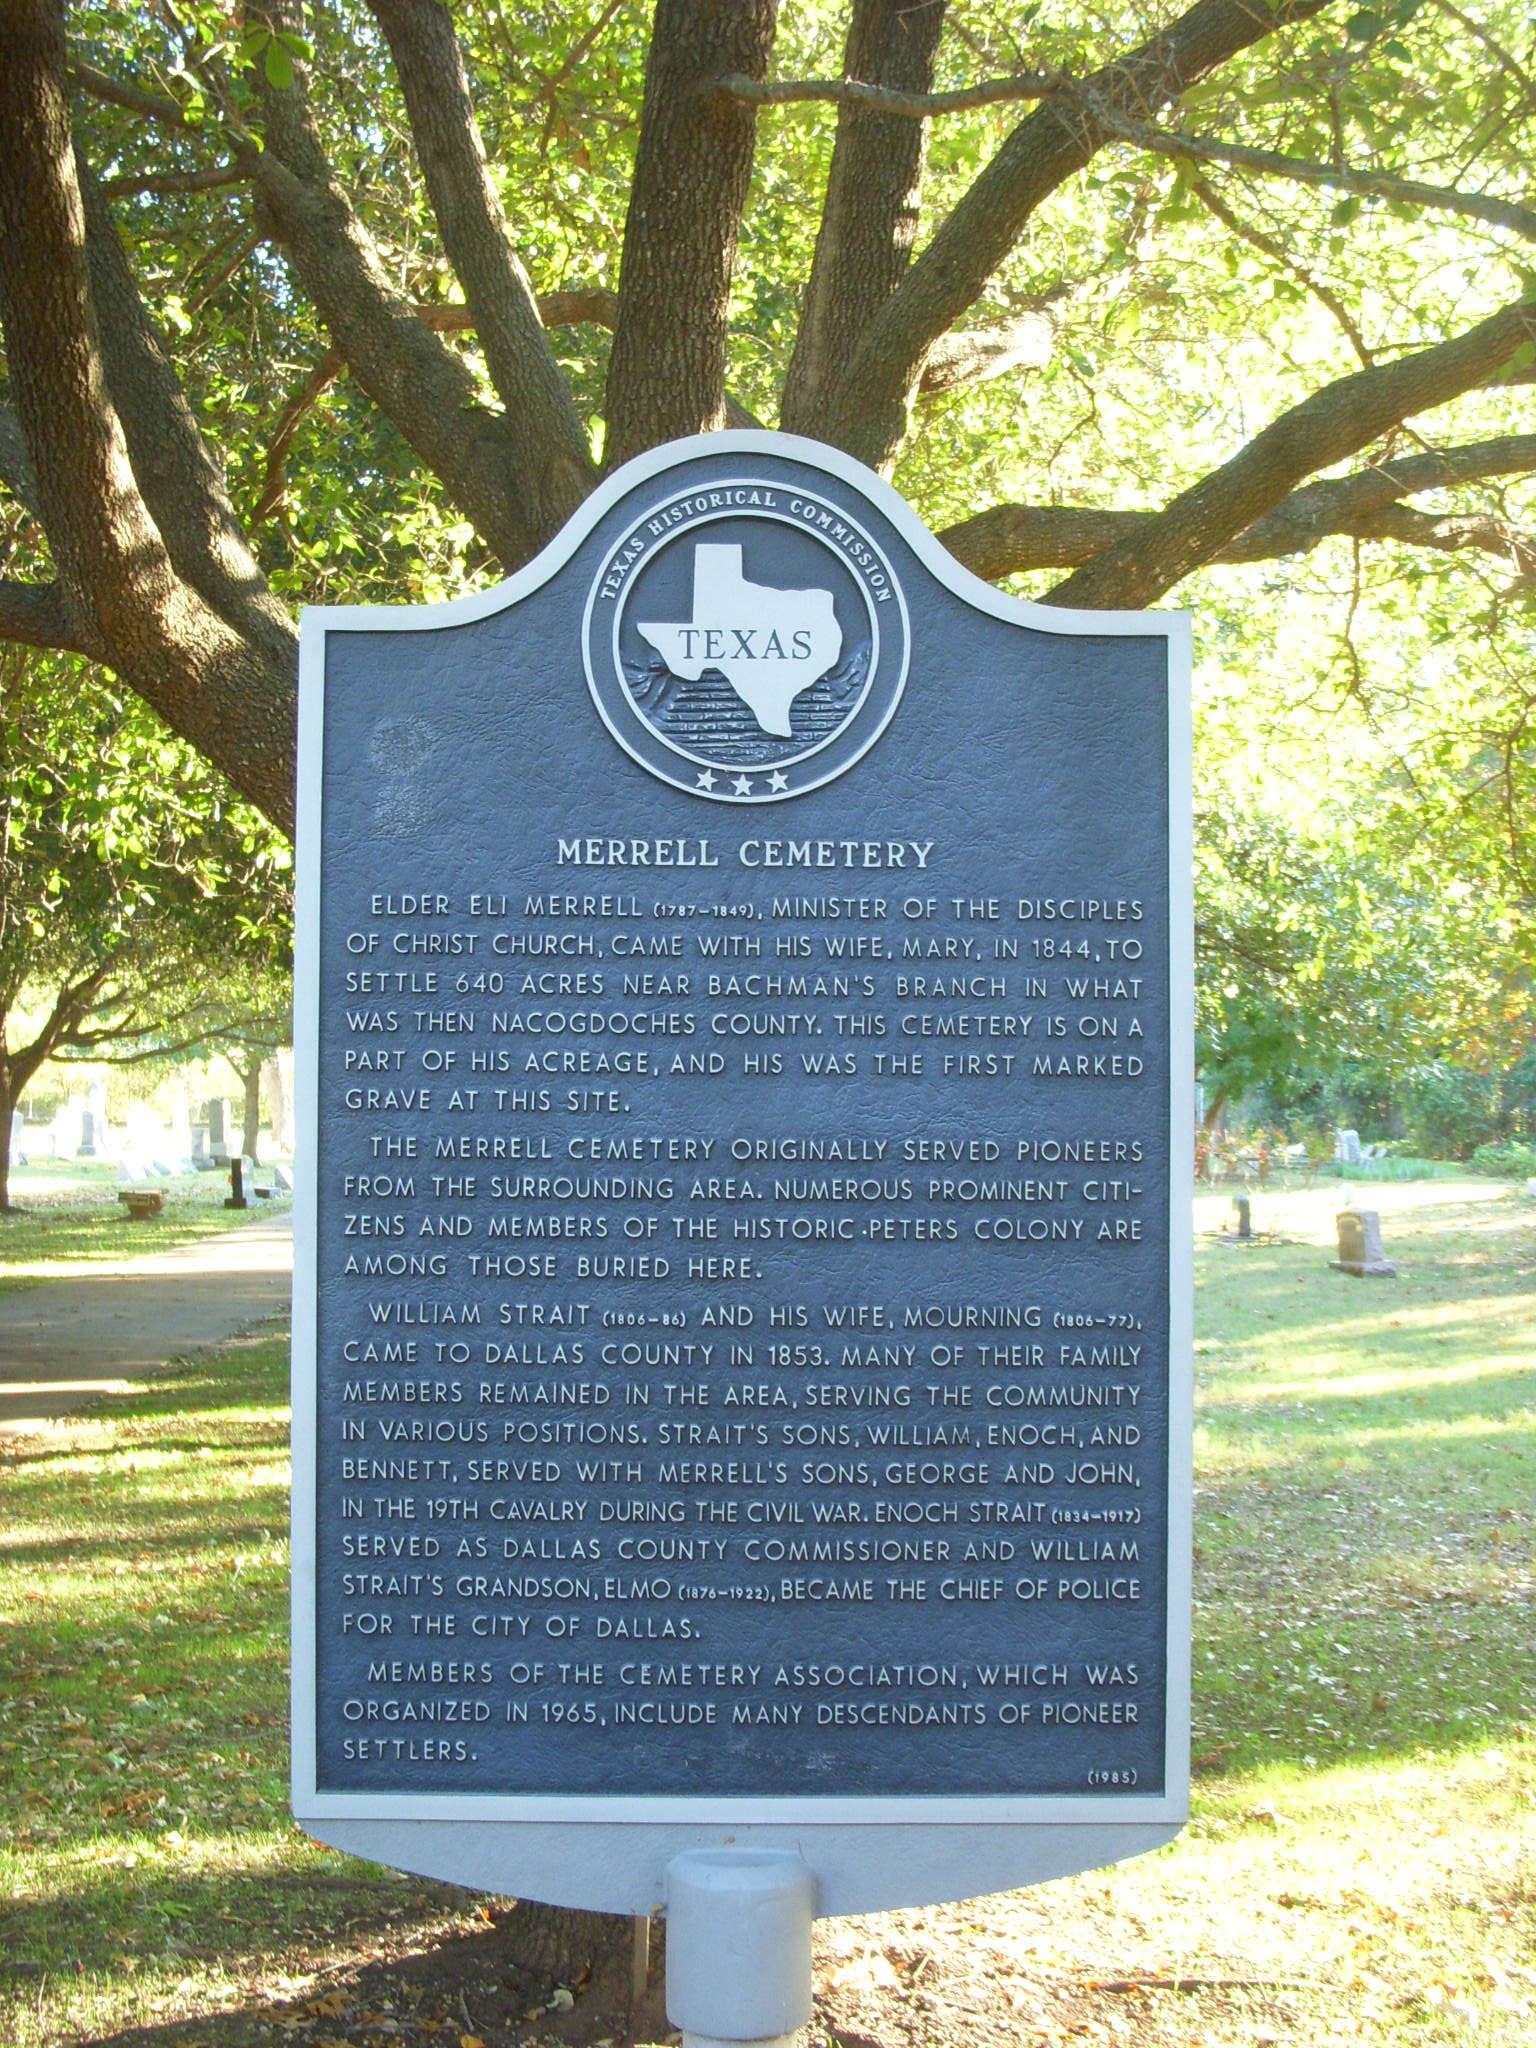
[0,1509,286,1571]
[4,1875,657,2048]
[1,1855,447,1979]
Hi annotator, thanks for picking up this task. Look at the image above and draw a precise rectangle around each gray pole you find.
[665,1850,816,2048]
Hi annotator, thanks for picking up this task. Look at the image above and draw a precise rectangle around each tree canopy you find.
[1,0,1533,1074]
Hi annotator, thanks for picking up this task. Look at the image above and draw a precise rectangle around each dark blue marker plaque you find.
[293,433,1193,1915]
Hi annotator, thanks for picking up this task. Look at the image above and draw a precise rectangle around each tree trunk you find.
[602,0,779,467]
[0,1076,12,1214]
[780,0,947,437]
[497,1900,661,2025]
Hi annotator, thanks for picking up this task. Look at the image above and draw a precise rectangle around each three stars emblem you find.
[695,767,794,798]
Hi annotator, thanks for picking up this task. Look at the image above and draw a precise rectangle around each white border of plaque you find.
[292,432,1194,1913]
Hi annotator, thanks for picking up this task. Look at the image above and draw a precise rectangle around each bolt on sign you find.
[292,432,1193,1915]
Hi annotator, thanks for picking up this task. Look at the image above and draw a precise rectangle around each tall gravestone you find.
[293,433,1193,1946]
[206,1097,233,1163]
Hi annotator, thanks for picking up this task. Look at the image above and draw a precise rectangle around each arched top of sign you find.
[300,429,1188,652]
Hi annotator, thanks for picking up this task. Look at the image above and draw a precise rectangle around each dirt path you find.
[0,1214,292,1435]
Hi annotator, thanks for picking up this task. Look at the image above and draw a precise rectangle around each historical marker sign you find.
[293,432,1193,1915]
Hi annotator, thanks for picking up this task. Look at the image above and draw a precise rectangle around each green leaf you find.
[263,39,294,89]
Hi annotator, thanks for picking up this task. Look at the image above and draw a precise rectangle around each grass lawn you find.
[0,1160,290,1295]
[0,1177,1531,2046]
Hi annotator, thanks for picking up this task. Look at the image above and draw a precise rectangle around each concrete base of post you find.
[665,1850,815,2048]
[680,2034,800,2048]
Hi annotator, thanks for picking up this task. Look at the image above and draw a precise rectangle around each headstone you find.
[9,1108,25,1166]
[81,1082,113,1158]
[1332,1207,1396,1277]
[272,1163,295,1193]
[205,1098,235,1162]
[1232,1195,1251,1239]
[1334,1126,1362,1165]
[225,1155,248,1210]
[190,1122,212,1167]
[52,1095,85,1158]
[292,434,1194,1922]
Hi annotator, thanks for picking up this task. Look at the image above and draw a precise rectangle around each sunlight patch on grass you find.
[1205,1354,1534,1405]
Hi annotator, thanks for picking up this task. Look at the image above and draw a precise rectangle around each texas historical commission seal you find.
[583,477,910,803]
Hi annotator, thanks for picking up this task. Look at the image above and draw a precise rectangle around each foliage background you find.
[3,0,1535,1125]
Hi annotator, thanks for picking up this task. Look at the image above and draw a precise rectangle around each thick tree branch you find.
[9,968,114,1086]
[0,408,41,515]
[917,307,1057,396]
[718,65,1051,118]
[1347,504,1536,576]
[537,285,620,330]
[941,505,1136,576]
[1106,117,1536,244]
[99,160,251,200]
[367,0,596,549]
[423,289,621,335]
[816,0,1334,471]
[604,0,779,469]
[1247,435,1536,534]
[58,1011,289,1063]
[77,156,295,664]
[0,579,104,657]
[247,0,542,570]
[941,434,1536,579]
[1047,309,1536,608]
[251,289,619,524]
[0,2,296,832]
[67,58,190,130]
[781,0,948,437]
